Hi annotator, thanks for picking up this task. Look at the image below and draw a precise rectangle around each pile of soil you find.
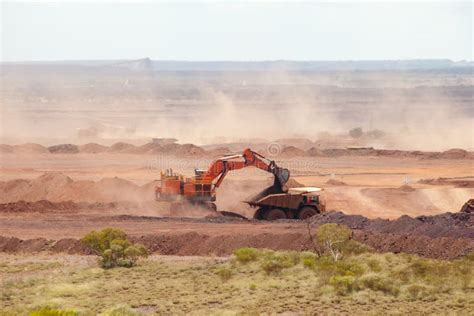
[0,201,472,259]
[1,142,473,159]
[78,143,108,153]
[0,144,14,153]
[306,147,324,157]
[130,143,163,154]
[418,177,474,188]
[280,146,306,157]
[107,142,137,153]
[0,172,155,203]
[286,178,304,188]
[159,143,205,156]
[398,184,415,192]
[0,236,91,254]
[48,144,79,154]
[0,200,80,213]
[0,200,129,213]
[13,143,50,154]
[435,148,470,159]
[0,227,472,259]
[326,179,347,186]
[308,210,473,238]
[304,147,473,160]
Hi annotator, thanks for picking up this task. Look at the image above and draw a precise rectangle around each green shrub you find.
[261,259,286,276]
[342,240,372,255]
[29,306,78,316]
[233,248,260,263]
[82,228,127,254]
[329,275,356,295]
[366,259,382,272]
[215,267,233,282]
[82,228,148,269]
[390,267,411,283]
[358,274,400,296]
[249,283,257,291]
[279,251,301,267]
[303,257,316,269]
[315,224,352,262]
[333,259,365,277]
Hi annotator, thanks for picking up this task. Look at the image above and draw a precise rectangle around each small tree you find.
[82,228,148,269]
[316,224,352,262]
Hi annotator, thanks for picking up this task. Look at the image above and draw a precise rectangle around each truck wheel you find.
[253,208,266,220]
[297,207,318,220]
[264,208,286,221]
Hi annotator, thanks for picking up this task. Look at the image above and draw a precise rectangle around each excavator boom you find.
[156,148,291,215]
[202,148,290,189]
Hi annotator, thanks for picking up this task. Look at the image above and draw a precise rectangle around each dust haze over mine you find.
[1,58,473,151]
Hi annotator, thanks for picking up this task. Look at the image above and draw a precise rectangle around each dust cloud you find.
[1,65,472,151]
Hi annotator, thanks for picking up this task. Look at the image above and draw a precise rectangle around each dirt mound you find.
[280,146,306,157]
[0,172,153,203]
[304,147,474,160]
[79,143,109,153]
[460,199,474,213]
[309,211,473,238]
[161,143,205,156]
[418,177,474,188]
[0,144,14,153]
[48,144,79,154]
[1,229,472,259]
[437,148,470,159]
[107,142,137,153]
[354,231,473,260]
[326,179,347,186]
[0,236,91,254]
[0,200,80,213]
[13,143,49,154]
[0,172,75,203]
[398,184,415,192]
[141,180,160,192]
[131,142,163,154]
[286,178,305,188]
[0,200,126,213]
[306,147,324,157]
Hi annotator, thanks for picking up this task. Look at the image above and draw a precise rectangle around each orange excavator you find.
[155,148,290,213]
[155,148,326,220]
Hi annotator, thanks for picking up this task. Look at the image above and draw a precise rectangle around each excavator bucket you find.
[274,167,290,187]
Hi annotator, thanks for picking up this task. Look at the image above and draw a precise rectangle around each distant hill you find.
[2,58,472,72]
[150,59,473,72]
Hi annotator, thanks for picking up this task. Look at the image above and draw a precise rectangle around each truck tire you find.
[253,208,266,220]
[297,206,318,220]
[264,208,287,221]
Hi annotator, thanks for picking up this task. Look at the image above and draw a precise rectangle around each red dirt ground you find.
[0,200,472,259]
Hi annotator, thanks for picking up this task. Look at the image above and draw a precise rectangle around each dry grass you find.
[0,251,473,315]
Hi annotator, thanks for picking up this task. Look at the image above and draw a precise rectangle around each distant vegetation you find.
[349,127,386,139]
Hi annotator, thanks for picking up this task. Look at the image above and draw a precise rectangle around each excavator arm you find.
[200,148,290,190]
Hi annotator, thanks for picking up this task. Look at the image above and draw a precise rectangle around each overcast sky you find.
[1,1,472,61]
